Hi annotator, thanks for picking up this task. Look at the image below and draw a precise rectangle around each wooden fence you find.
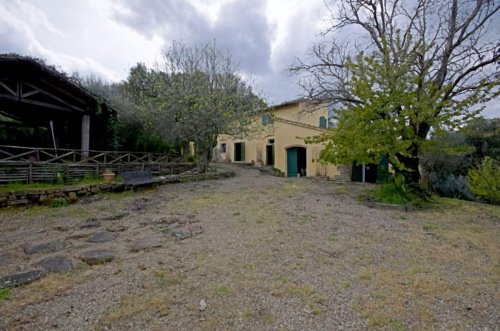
[0,145,194,184]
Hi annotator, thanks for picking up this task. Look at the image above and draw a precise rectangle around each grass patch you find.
[0,176,106,194]
[0,288,11,301]
[373,183,408,205]
[214,286,229,296]
[100,294,170,325]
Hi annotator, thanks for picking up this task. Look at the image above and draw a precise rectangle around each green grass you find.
[0,176,106,193]
[374,183,408,205]
[214,286,229,296]
[0,288,11,301]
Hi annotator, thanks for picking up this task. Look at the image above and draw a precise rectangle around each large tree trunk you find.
[195,137,217,173]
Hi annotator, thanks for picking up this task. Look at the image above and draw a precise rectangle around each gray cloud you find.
[112,0,274,74]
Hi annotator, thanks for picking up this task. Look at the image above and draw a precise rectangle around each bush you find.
[374,174,409,205]
[467,157,500,204]
[429,174,474,200]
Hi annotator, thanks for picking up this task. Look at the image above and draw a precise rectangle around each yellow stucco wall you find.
[215,100,343,178]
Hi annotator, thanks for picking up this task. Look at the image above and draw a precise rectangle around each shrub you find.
[467,157,500,204]
[51,197,69,208]
[429,174,474,200]
[374,174,409,205]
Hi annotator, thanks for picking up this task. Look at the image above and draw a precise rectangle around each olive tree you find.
[123,41,265,171]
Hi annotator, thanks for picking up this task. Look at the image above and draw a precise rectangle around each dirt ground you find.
[0,164,498,330]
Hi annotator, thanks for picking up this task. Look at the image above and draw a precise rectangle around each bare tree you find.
[292,0,499,186]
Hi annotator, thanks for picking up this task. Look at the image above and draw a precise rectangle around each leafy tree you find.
[123,41,266,171]
[292,0,499,189]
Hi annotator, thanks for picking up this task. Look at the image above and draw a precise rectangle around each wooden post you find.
[362,161,366,184]
[81,115,90,159]
[28,162,33,184]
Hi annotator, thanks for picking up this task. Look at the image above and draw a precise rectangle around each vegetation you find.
[0,288,10,301]
[468,157,500,204]
[122,41,266,171]
[292,0,499,191]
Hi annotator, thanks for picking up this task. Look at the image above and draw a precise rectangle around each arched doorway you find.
[286,147,306,177]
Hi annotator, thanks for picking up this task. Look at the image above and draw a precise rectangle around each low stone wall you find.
[0,170,235,208]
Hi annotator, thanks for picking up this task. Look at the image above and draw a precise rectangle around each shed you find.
[0,54,99,156]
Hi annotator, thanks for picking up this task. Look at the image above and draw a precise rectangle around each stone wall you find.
[0,170,235,208]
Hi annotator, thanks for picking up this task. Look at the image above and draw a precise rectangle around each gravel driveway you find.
[0,164,498,330]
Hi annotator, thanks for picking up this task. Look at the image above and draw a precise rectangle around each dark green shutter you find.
[319,116,327,128]
[240,142,245,161]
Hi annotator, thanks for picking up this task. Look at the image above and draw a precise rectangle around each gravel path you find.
[0,164,498,330]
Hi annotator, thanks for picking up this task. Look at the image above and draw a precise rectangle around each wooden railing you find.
[0,145,193,184]
[0,145,181,164]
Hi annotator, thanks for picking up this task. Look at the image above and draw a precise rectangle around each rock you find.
[101,213,129,221]
[198,299,207,311]
[22,241,67,255]
[80,219,101,229]
[171,231,192,240]
[80,250,115,265]
[189,224,203,236]
[129,239,162,252]
[0,270,45,288]
[67,192,78,203]
[106,225,128,232]
[199,299,207,311]
[86,231,118,243]
[35,255,74,273]
[54,225,70,232]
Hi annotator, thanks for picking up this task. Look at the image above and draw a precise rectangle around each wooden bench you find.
[121,171,158,189]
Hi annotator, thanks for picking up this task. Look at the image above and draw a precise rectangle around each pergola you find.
[0,54,98,157]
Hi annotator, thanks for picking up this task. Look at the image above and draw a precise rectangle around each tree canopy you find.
[293,0,499,188]
[123,41,266,171]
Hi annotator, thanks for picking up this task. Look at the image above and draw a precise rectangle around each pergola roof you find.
[0,54,98,125]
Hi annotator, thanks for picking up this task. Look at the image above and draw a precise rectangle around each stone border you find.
[0,170,235,208]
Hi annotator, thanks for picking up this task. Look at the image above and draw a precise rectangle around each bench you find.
[121,171,158,189]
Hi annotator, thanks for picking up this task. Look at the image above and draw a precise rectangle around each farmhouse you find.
[215,99,349,179]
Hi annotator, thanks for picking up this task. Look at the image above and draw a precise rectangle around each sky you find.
[0,0,497,116]
[0,0,330,106]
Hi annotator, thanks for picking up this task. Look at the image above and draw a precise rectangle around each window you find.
[261,114,273,125]
[220,143,226,153]
[319,116,327,128]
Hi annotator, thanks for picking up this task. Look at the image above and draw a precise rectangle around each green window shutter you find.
[319,116,327,128]
[241,142,245,161]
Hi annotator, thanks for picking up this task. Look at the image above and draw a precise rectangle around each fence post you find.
[28,162,33,184]
[96,163,99,178]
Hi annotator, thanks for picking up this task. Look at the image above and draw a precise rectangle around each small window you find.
[220,143,226,153]
[261,114,272,125]
[268,139,275,144]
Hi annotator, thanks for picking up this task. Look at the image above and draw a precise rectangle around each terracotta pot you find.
[102,170,115,182]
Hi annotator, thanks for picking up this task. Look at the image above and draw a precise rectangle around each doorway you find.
[287,147,307,177]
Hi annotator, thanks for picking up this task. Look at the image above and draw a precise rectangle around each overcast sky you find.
[0,0,331,106]
[0,0,498,116]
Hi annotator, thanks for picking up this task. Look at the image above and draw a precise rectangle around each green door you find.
[287,148,298,177]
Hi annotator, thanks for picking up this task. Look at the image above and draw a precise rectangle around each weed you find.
[0,288,11,301]
[232,212,241,216]
[214,286,228,296]
[422,224,438,232]
[50,197,69,208]
[328,234,338,242]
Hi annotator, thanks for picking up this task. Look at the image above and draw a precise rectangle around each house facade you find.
[215,99,347,178]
